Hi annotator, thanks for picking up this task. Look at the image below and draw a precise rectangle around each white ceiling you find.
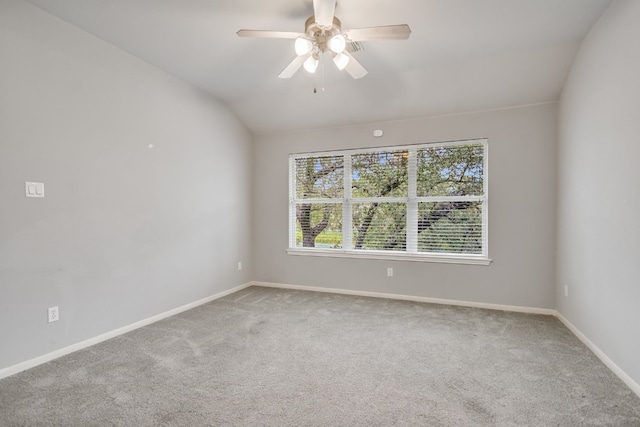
[24,0,612,135]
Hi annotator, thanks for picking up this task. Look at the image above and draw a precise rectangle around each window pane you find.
[418,201,483,254]
[295,203,342,248]
[352,151,408,198]
[353,203,406,251]
[417,144,484,197]
[295,156,344,199]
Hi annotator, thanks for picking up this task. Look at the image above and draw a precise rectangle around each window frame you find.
[288,139,491,265]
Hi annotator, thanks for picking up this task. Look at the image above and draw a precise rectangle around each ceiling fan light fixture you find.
[328,34,346,53]
[303,55,319,73]
[294,37,314,56]
[333,52,350,70]
[237,0,411,80]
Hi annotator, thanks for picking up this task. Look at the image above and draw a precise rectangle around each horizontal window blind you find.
[289,139,488,259]
[417,201,483,254]
[353,202,407,251]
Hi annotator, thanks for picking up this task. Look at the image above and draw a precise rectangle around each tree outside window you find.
[289,139,487,259]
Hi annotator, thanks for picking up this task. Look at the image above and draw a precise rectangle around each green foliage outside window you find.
[291,141,486,256]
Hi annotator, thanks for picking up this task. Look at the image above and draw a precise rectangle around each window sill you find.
[286,248,492,265]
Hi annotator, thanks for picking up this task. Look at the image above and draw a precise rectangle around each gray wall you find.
[557,0,640,386]
[0,0,252,370]
[254,104,557,309]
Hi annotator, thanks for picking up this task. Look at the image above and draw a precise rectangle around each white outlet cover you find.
[48,306,59,323]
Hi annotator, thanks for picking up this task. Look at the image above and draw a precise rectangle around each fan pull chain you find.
[313,63,326,94]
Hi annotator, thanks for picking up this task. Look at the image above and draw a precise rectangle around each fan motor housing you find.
[304,16,342,52]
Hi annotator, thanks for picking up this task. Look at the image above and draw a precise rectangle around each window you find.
[288,139,489,264]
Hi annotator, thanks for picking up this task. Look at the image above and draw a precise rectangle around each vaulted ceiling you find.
[24,0,612,134]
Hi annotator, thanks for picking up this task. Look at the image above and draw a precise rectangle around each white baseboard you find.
[253,281,640,399]
[251,281,556,315]
[0,282,253,381]
[555,312,640,398]
[3,280,639,401]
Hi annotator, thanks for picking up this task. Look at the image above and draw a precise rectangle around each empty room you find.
[1,0,639,425]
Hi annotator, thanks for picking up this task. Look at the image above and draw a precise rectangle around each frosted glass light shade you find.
[303,55,319,73]
[333,52,350,70]
[328,34,346,53]
[295,38,313,56]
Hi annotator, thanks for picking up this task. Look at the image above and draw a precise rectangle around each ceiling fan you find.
[237,0,411,79]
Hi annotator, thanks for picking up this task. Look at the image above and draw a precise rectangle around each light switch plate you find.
[26,182,44,198]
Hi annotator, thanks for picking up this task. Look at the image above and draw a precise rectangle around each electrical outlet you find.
[237,262,242,271]
[564,285,569,297]
[387,267,393,277]
[48,306,59,323]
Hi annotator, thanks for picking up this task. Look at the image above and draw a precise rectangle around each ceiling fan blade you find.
[237,30,303,39]
[345,24,411,41]
[278,53,312,79]
[344,52,368,79]
[313,0,336,28]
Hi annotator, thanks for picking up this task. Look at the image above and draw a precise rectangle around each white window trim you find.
[289,138,491,265]
[286,248,492,265]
